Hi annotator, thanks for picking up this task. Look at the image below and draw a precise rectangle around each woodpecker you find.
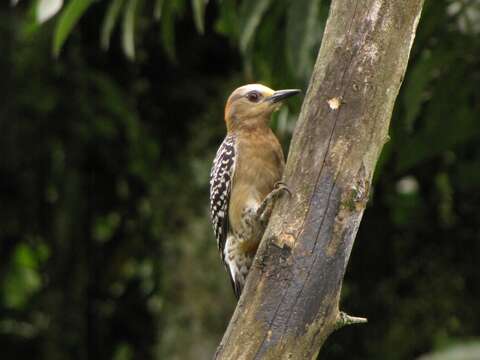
[209,84,300,298]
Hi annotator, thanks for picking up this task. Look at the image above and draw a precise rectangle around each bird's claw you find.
[274,181,292,198]
[256,182,292,223]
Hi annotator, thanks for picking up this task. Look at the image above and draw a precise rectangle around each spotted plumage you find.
[209,134,236,259]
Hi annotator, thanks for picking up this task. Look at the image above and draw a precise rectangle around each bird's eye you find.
[247,91,261,102]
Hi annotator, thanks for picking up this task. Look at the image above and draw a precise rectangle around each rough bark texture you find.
[215,1,424,359]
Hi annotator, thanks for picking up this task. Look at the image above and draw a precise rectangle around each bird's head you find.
[224,84,300,132]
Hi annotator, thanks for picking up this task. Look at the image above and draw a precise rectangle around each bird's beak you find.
[267,89,301,104]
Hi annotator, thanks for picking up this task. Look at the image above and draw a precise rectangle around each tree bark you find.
[215,1,424,359]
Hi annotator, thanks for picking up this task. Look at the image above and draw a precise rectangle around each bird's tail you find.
[225,261,248,300]
[232,273,246,299]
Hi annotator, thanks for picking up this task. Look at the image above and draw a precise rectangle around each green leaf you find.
[15,243,38,268]
[101,0,126,50]
[192,0,208,34]
[52,0,93,57]
[214,0,239,37]
[122,0,142,60]
[396,62,478,172]
[2,243,46,309]
[160,0,177,60]
[154,0,164,20]
[239,0,272,53]
[402,48,451,132]
[93,212,121,243]
[286,0,323,81]
[435,172,455,227]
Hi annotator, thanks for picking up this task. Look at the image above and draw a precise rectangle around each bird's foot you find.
[257,182,292,223]
[273,181,292,197]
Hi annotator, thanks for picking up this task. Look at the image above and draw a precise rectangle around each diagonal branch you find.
[215,1,425,359]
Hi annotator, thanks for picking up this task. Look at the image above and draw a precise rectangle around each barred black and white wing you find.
[209,135,236,263]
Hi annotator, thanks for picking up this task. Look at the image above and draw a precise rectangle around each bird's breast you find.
[228,128,285,233]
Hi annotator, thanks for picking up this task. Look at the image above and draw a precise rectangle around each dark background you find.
[1,1,479,359]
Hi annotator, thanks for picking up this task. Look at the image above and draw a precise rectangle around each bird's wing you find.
[209,135,236,266]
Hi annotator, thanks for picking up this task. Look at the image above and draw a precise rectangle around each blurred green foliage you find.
[1,0,480,359]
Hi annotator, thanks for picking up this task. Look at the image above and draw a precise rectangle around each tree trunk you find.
[215,1,424,359]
